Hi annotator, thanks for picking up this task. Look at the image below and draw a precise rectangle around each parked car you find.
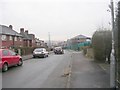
[54,47,64,54]
[0,49,23,72]
[33,48,49,58]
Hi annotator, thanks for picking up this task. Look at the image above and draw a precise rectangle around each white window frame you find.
[14,36,17,41]
[19,37,22,41]
[9,36,12,40]
[1,35,6,41]
[32,40,34,43]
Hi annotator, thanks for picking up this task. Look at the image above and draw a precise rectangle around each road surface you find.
[2,50,110,88]
[2,50,72,88]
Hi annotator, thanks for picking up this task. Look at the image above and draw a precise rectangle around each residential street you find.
[2,50,72,88]
[2,50,110,88]
[1,0,120,88]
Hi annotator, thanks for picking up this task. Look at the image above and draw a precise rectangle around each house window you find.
[9,36,12,40]
[1,35,6,41]
[15,37,17,41]
[32,40,34,43]
[19,37,22,41]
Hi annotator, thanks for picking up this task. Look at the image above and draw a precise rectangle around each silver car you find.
[54,47,64,54]
[33,48,49,58]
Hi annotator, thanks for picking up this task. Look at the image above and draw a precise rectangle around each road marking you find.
[66,54,73,88]
[99,64,106,71]
[117,80,120,84]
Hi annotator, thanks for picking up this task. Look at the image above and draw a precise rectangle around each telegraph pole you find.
[48,32,51,50]
[110,0,116,88]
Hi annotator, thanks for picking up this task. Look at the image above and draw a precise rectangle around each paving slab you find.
[70,51,110,88]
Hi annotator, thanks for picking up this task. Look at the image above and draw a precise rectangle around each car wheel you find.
[46,54,48,57]
[44,54,46,58]
[33,55,36,58]
[17,59,23,66]
[2,63,8,72]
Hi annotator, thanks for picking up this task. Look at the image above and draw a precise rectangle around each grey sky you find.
[1,0,119,41]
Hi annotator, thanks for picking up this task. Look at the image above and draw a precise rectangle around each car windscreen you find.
[55,47,62,50]
[34,49,43,52]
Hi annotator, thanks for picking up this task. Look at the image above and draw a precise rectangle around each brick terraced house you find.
[0,24,46,49]
[0,25,23,49]
[20,28,37,47]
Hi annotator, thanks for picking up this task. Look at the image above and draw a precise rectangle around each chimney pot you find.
[25,30,28,34]
[20,28,24,33]
[9,25,13,29]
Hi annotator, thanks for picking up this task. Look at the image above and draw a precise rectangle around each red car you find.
[0,49,23,72]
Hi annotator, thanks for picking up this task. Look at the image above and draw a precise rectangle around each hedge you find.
[13,46,49,56]
[92,30,112,63]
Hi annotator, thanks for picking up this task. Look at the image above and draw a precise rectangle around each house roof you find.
[28,35,33,39]
[28,34,35,39]
[71,34,90,39]
[20,32,31,40]
[35,38,43,43]
[0,25,22,37]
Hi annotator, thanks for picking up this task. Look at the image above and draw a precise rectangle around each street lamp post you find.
[48,32,51,50]
[110,0,117,88]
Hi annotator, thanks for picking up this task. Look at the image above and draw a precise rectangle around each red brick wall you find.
[2,41,13,48]
[1,35,37,48]
[2,35,13,48]
[32,40,36,47]
[2,35,23,48]
[23,40,28,47]
[14,37,23,47]
[71,38,86,44]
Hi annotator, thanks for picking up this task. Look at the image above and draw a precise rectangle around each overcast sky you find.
[0,0,119,41]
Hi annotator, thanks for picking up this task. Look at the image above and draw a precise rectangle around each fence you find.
[67,41,91,51]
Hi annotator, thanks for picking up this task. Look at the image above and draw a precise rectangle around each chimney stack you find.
[20,28,24,33]
[25,30,28,34]
[9,25,13,29]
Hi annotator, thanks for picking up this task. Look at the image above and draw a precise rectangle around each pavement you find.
[69,51,110,88]
[22,54,33,61]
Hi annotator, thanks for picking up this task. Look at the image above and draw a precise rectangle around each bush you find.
[13,47,36,56]
[92,30,112,62]
[13,46,50,56]
[82,47,87,55]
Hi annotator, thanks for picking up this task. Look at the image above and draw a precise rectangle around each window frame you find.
[1,35,6,41]
[19,37,22,41]
[9,36,13,40]
[14,36,17,41]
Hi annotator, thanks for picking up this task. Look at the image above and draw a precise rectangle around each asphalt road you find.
[2,50,110,88]
[2,50,72,88]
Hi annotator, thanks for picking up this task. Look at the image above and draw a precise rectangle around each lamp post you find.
[48,32,51,50]
[110,0,117,88]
